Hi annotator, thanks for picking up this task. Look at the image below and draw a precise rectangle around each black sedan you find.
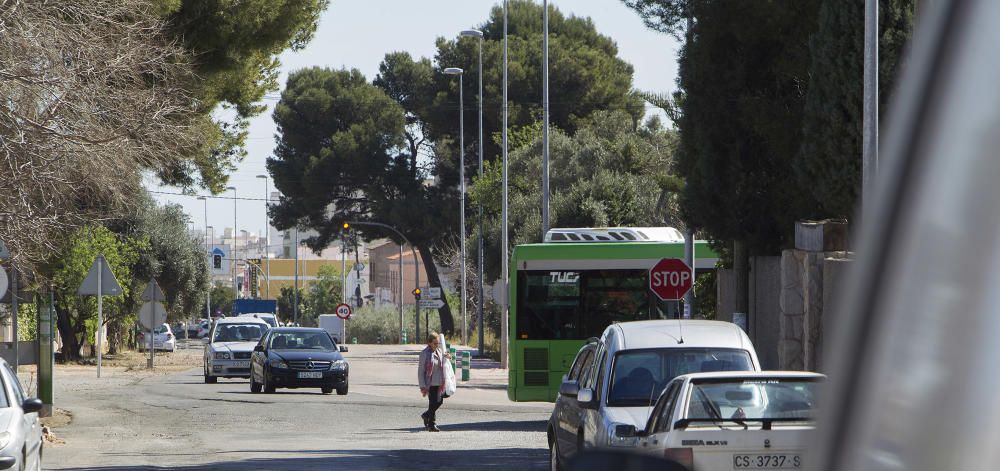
[249,327,349,395]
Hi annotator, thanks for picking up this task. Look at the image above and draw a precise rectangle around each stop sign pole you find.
[649,258,694,303]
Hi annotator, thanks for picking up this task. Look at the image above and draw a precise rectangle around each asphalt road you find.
[41,344,552,470]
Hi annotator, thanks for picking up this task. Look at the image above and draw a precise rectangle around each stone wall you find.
[779,249,852,371]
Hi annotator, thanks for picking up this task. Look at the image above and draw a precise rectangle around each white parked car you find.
[0,358,43,471]
[138,323,176,352]
[203,317,269,384]
[624,371,824,470]
[548,320,760,469]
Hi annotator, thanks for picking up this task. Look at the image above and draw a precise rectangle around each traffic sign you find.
[423,287,442,299]
[418,299,445,309]
[0,268,7,300]
[140,280,165,302]
[353,262,366,272]
[139,301,167,330]
[335,303,352,320]
[77,255,123,296]
[649,258,693,301]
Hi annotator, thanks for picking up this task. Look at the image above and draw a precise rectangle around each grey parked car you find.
[0,358,43,470]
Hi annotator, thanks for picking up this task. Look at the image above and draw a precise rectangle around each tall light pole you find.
[541,0,551,237]
[501,0,510,369]
[227,186,237,299]
[460,28,485,356]
[444,67,468,346]
[197,197,211,321]
[256,175,271,298]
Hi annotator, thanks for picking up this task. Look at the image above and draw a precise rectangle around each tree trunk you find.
[416,245,455,335]
[54,303,81,362]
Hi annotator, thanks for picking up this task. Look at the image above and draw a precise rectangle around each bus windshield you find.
[515,269,673,340]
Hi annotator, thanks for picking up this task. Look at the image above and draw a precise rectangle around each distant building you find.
[368,241,428,306]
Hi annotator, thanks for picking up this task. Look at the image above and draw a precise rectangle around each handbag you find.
[443,355,457,397]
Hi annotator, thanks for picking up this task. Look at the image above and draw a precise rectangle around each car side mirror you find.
[201,337,210,345]
[615,424,646,438]
[339,346,349,353]
[254,345,265,352]
[21,398,43,414]
[559,380,580,397]
[577,387,597,408]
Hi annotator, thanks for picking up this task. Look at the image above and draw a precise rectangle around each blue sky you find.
[150,0,682,237]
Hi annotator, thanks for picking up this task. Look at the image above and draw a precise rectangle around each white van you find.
[547,320,760,469]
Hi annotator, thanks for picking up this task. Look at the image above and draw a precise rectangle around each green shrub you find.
[346,304,441,344]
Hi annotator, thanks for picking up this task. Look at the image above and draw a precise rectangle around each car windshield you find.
[212,324,266,343]
[269,331,335,351]
[608,348,754,407]
[686,378,820,421]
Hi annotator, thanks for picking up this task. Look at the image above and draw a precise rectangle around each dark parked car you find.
[249,327,349,395]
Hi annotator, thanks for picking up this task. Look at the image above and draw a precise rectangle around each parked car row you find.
[548,320,823,471]
[201,317,349,396]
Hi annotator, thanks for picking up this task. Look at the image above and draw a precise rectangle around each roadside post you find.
[140,280,166,368]
[449,346,457,374]
[37,288,55,416]
[78,255,123,378]
[461,351,471,381]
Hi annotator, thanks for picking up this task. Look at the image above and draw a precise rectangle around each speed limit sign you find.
[335,303,352,320]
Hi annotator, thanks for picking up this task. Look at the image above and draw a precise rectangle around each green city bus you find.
[506,227,719,402]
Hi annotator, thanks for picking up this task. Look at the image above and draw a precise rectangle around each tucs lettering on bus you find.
[548,272,580,284]
[650,270,691,287]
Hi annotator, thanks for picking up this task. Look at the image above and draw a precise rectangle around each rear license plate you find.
[297,372,323,379]
[234,361,250,368]
[733,454,801,469]
[154,342,163,348]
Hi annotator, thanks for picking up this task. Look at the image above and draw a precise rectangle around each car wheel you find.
[336,381,348,396]
[204,362,217,384]
[250,374,262,393]
[550,439,562,471]
[321,387,333,395]
[263,371,276,394]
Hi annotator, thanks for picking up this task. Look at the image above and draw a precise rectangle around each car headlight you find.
[607,423,639,448]
[214,352,231,360]
[330,360,348,371]
[269,359,288,369]
[0,431,10,450]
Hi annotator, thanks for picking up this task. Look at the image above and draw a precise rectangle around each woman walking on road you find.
[418,332,449,432]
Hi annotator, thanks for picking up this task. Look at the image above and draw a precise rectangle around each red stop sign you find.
[649,258,693,301]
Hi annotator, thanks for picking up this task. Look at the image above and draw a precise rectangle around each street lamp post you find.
[501,0,510,369]
[542,0,551,236]
[256,175,270,298]
[444,67,467,346]
[291,227,299,325]
[227,186,238,299]
[197,197,211,323]
[461,28,485,356]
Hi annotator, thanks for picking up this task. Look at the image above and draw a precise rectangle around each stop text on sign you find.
[649,258,693,301]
